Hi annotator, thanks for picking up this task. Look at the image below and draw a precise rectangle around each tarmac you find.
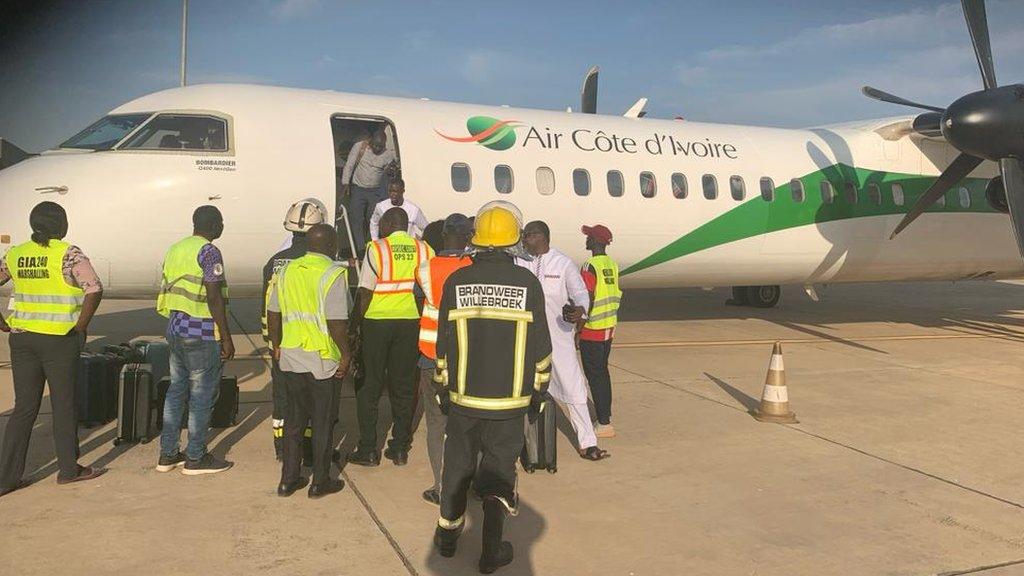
[2,280,1024,575]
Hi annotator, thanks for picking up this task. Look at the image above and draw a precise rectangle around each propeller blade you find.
[962,0,998,90]
[890,152,984,239]
[581,66,599,114]
[1000,158,1024,257]
[862,86,945,113]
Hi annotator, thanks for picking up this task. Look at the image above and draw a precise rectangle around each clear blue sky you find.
[1,0,1022,152]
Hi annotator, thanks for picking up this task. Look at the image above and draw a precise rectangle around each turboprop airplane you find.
[0,0,1021,308]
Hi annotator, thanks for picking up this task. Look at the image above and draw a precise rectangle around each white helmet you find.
[283,198,327,233]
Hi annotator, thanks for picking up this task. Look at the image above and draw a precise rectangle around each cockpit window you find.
[59,113,152,151]
[119,114,228,151]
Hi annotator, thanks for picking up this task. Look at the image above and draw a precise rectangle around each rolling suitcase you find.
[521,393,557,474]
[156,375,239,430]
[133,340,170,388]
[114,363,155,445]
[75,352,121,427]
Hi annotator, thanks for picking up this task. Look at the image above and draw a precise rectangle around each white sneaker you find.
[595,423,616,438]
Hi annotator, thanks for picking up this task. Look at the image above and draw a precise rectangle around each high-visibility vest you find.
[416,254,472,359]
[365,231,432,320]
[277,253,349,362]
[3,240,84,335]
[583,254,622,330]
[156,235,228,319]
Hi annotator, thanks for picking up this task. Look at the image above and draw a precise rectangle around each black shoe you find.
[384,447,409,466]
[182,454,233,476]
[308,478,344,499]
[479,541,514,574]
[55,465,107,485]
[346,449,380,467]
[434,524,462,558]
[277,477,309,497]
[155,452,187,473]
[422,488,440,505]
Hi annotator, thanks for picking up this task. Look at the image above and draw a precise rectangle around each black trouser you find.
[1,331,82,490]
[356,318,419,452]
[280,371,339,487]
[440,412,524,526]
[580,339,614,425]
[271,360,289,422]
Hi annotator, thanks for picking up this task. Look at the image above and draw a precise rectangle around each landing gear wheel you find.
[746,285,781,308]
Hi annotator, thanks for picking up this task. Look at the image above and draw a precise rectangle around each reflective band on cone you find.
[752,341,798,424]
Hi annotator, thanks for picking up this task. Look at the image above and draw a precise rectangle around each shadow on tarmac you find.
[423,498,546,576]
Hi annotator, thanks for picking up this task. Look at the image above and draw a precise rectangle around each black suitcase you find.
[133,340,170,388]
[114,363,155,445]
[156,375,239,430]
[75,352,122,427]
[521,394,557,474]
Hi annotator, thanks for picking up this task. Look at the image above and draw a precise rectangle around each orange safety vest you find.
[415,254,472,359]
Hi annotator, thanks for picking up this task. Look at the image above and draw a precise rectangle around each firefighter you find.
[414,213,473,504]
[261,199,328,461]
[432,201,552,574]
[579,224,622,438]
[266,224,351,499]
[348,207,434,466]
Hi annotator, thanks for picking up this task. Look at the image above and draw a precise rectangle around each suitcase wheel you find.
[523,464,536,474]
[546,466,557,474]
[112,438,121,447]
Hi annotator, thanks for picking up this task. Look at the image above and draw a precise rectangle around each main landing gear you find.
[726,285,781,308]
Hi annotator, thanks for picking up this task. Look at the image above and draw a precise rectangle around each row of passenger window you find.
[449,163,974,208]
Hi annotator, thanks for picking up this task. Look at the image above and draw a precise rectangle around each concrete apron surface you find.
[2,281,1024,575]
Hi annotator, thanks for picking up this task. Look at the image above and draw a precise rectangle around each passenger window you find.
[959,186,971,208]
[759,177,774,201]
[820,180,835,204]
[671,173,688,199]
[120,114,228,151]
[790,179,805,203]
[702,174,718,200]
[891,183,905,206]
[451,163,471,192]
[607,170,624,197]
[536,167,555,195]
[494,165,513,194]
[640,172,657,198]
[729,175,745,201]
[936,191,946,208]
[573,169,591,196]
[867,182,881,206]
[844,181,858,204]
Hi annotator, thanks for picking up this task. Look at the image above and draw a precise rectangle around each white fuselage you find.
[0,84,1017,297]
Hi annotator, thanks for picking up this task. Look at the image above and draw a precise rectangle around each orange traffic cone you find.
[751,342,798,424]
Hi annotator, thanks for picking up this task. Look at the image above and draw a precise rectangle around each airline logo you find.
[436,116,521,151]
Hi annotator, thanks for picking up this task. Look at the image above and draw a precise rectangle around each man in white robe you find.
[517,221,610,461]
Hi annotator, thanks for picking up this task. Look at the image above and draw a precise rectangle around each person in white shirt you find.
[341,127,397,256]
[517,220,610,461]
[369,179,429,240]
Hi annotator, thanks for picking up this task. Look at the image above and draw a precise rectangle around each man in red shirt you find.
[579,225,621,439]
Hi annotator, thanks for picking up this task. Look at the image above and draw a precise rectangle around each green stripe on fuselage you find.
[621,164,994,276]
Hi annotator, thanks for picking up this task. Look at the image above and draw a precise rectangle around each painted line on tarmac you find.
[937,557,1024,575]
[610,362,1024,511]
[613,332,995,349]
[341,468,420,576]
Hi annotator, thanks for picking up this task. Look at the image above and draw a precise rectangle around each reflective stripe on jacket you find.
[583,255,621,330]
[4,240,84,335]
[277,253,348,361]
[366,231,432,320]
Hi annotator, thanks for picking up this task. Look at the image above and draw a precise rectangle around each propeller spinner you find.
[862,0,1024,257]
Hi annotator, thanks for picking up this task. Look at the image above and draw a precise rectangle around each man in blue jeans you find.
[155,205,235,475]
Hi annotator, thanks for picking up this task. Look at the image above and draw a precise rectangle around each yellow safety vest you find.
[3,240,84,335]
[584,254,622,330]
[156,235,228,319]
[365,231,432,320]
[277,253,348,362]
